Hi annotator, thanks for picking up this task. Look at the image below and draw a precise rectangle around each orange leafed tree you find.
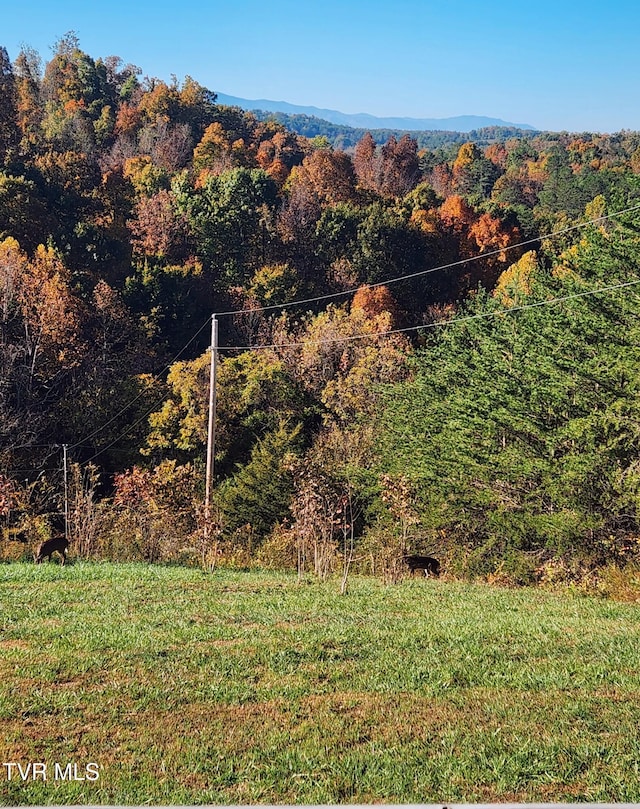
[469,212,521,262]
[351,284,400,326]
[255,129,305,185]
[353,132,377,191]
[290,148,356,205]
[438,194,475,231]
[15,245,84,395]
[114,102,142,137]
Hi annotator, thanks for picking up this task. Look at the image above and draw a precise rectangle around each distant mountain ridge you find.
[215,92,535,133]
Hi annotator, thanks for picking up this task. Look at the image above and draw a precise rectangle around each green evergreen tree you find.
[218,422,302,541]
[377,219,640,570]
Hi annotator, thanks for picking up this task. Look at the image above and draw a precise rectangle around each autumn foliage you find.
[3,35,640,579]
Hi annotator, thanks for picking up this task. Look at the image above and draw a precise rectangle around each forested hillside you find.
[2,34,640,584]
[251,110,536,150]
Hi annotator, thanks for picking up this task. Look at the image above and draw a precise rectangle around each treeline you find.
[252,110,537,151]
[2,34,640,584]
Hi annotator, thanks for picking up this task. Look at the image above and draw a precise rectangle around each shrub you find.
[255,524,298,570]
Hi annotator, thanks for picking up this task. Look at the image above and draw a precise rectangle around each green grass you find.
[2,562,640,804]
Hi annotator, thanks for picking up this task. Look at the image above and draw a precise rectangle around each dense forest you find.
[251,109,536,151]
[3,34,640,584]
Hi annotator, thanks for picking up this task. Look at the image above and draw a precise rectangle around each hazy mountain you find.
[215,92,535,133]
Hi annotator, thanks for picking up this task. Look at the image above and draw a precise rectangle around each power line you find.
[26,201,640,464]
[211,201,640,319]
[82,388,173,464]
[2,318,212,463]
[67,315,212,451]
[220,277,640,351]
[79,273,640,464]
[6,468,61,474]
[6,443,62,449]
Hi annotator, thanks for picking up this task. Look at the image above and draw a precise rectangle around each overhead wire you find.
[220,277,640,351]
[211,201,640,318]
[66,314,212,451]
[83,272,640,462]
[82,388,173,464]
[82,240,640,461]
[35,201,640,463]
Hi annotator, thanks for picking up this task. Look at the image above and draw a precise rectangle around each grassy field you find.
[2,562,640,805]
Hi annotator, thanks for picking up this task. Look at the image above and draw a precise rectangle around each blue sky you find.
[2,0,638,133]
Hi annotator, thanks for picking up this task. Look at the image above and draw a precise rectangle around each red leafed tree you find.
[128,189,189,262]
[429,163,454,197]
[379,134,420,198]
[353,133,420,198]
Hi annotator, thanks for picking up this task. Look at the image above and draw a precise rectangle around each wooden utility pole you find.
[204,315,218,537]
[62,443,69,541]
